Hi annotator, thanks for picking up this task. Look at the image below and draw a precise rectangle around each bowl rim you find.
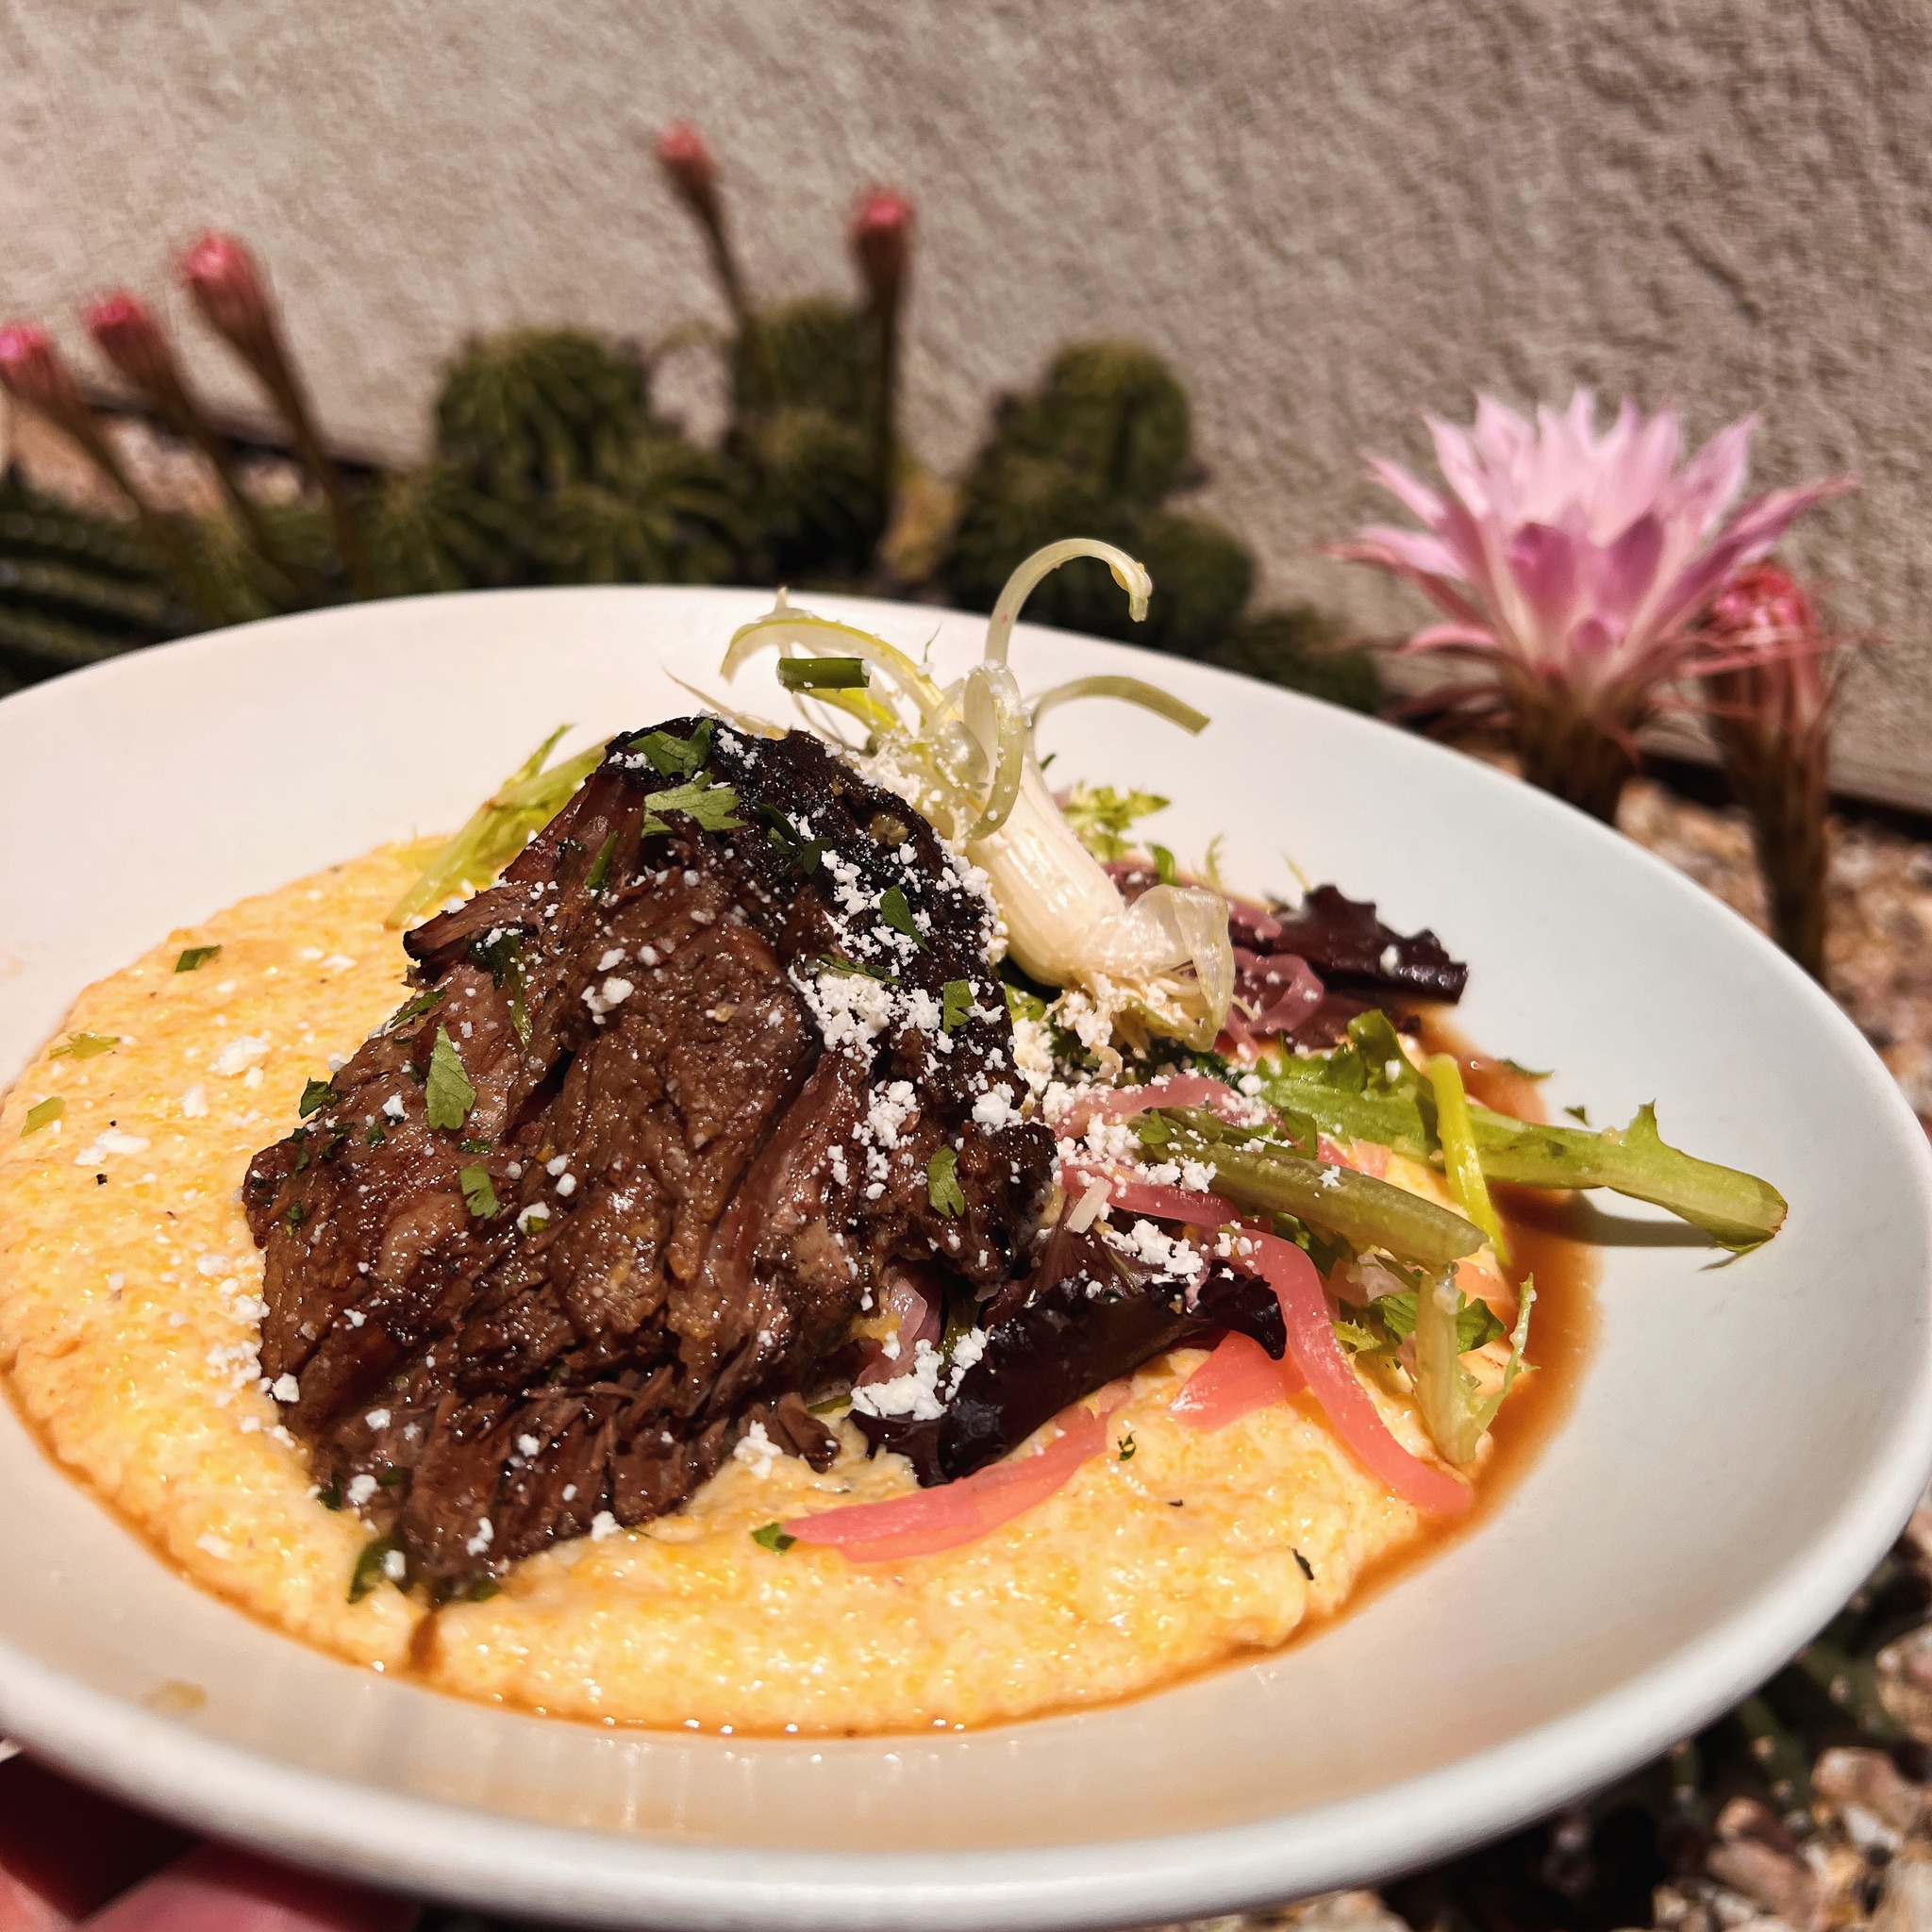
[3,583,1930,1930]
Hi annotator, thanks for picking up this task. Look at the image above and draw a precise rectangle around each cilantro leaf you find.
[815,955,896,983]
[298,1077,339,1118]
[348,1537,404,1603]
[629,717,713,780]
[50,1033,118,1060]
[22,1096,62,1137]
[926,1145,966,1219]
[776,656,870,691]
[1059,783,1170,863]
[878,886,923,946]
[459,1163,500,1219]
[758,804,823,875]
[383,988,444,1034]
[175,944,221,974]
[365,1120,389,1146]
[1002,981,1049,1024]
[424,1025,477,1131]
[1149,843,1178,887]
[752,1522,796,1553]
[640,778,745,838]
[584,831,620,896]
[941,979,974,1033]
[471,928,530,1043]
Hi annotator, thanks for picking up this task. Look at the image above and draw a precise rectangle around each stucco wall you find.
[3,1,1927,799]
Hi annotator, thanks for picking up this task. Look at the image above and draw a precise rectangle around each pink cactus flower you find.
[84,291,180,398]
[1333,392,1851,818]
[1699,559,1833,741]
[656,122,720,216]
[0,321,86,420]
[178,231,275,358]
[851,188,914,308]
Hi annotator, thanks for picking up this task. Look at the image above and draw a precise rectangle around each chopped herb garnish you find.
[629,717,713,780]
[298,1077,339,1118]
[1060,783,1170,863]
[458,1137,492,1154]
[175,944,221,973]
[1002,980,1050,1024]
[348,1537,403,1604]
[317,1476,342,1510]
[639,777,745,838]
[471,927,530,1043]
[777,655,871,691]
[365,1119,389,1146]
[1117,1430,1138,1461]
[926,1145,966,1219]
[1293,1548,1314,1580]
[22,1096,62,1137]
[467,1576,501,1602]
[752,1522,797,1553]
[878,886,923,946]
[50,1032,118,1060]
[1501,1059,1554,1080]
[459,1164,500,1219]
[1564,1104,1590,1124]
[584,831,620,896]
[941,979,974,1033]
[424,1025,476,1131]
[1149,843,1178,887]
[815,955,895,982]
[383,988,445,1033]
[283,1200,306,1231]
[759,804,824,875]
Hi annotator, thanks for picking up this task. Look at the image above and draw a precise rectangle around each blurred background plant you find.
[0,123,1379,716]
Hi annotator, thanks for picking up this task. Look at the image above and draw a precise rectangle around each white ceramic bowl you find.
[2,587,1929,1930]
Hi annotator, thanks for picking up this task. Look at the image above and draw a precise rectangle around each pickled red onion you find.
[1171,1330,1306,1430]
[1247,1227,1470,1515]
[784,1401,1117,1562]
[1060,1163,1240,1228]
[857,1269,941,1385]
[1058,1074,1250,1135]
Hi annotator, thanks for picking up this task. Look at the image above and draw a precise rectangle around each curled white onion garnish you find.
[721,539,1234,1047]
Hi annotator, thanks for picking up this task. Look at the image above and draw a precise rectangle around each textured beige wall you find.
[2,1,1927,799]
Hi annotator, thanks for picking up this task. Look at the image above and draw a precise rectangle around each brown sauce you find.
[1307,1009,1600,1627]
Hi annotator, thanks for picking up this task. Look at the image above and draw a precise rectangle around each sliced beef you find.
[244,718,1052,1587]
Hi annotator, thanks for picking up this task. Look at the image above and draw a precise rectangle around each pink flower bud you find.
[1701,559,1830,738]
[0,321,89,423]
[851,189,914,308]
[177,230,275,356]
[84,290,180,398]
[657,122,719,215]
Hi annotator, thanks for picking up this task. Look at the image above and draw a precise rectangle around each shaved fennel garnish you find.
[388,727,607,928]
[724,540,1235,1046]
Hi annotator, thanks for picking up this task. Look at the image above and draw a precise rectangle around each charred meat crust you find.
[243,719,1053,1586]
